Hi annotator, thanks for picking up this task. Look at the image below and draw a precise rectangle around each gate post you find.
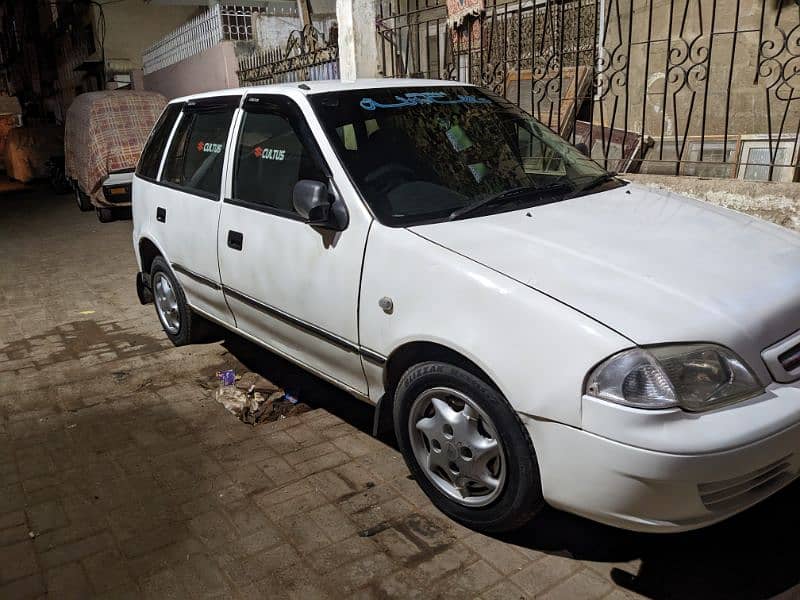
[337,0,380,80]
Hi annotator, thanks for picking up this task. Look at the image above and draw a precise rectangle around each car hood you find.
[411,183,800,378]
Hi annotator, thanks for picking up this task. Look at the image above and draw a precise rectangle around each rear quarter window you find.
[136,103,182,180]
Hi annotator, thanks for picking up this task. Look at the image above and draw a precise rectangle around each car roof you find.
[169,78,471,104]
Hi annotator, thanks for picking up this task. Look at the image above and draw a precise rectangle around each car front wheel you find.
[394,361,545,532]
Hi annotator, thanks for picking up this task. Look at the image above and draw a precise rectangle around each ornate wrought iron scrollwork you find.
[375,0,800,178]
[238,24,338,86]
[758,21,800,101]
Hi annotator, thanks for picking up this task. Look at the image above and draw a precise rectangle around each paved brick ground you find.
[2,184,800,599]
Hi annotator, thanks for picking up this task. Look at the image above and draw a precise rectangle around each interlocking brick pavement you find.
[1,185,799,599]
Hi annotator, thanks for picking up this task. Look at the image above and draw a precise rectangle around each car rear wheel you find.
[394,361,545,532]
[75,188,92,212]
[150,256,213,346]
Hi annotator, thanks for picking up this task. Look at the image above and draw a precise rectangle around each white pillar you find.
[337,0,380,81]
[296,0,312,28]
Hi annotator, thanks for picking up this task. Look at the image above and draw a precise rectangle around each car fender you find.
[359,225,631,427]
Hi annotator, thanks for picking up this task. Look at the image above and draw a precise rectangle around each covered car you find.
[65,91,166,222]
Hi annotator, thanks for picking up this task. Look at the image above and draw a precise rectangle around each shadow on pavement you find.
[218,330,800,600]
[501,480,800,599]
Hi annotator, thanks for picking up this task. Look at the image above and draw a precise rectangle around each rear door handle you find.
[227,230,243,251]
[156,207,166,223]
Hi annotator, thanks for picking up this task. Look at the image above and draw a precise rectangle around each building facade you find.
[376,0,800,181]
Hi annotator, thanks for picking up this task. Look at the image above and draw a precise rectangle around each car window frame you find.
[224,93,333,221]
[136,102,184,182]
[156,95,241,201]
[309,86,613,227]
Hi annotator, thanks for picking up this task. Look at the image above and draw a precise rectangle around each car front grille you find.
[698,456,795,513]
[762,329,800,383]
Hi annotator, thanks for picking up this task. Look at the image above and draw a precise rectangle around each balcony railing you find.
[142,4,298,75]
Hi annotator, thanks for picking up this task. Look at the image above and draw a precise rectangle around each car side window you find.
[137,103,182,180]
[232,110,326,215]
[162,108,234,197]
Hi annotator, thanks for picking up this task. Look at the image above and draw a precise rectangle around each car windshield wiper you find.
[448,182,572,221]
[574,172,618,193]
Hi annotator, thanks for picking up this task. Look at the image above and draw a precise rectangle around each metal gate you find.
[238,25,339,86]
[377,0,800,179]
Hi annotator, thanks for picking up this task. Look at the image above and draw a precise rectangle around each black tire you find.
[96,207,114,223]
[394,361,545,532]
[150,256,213,346]
[75,188,92,211]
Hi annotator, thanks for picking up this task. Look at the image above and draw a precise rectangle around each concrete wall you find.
[90,1,200,71]
[143,41,240,100]
[253,14,304,49]
[626,174,800,232]
[252,13,339,49]
[608,0,800,171]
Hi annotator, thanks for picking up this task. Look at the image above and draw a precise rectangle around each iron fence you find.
[237,25,339,86]
[377,0,800,180]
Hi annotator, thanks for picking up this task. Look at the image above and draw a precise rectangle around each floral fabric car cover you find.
[65,91,167,205]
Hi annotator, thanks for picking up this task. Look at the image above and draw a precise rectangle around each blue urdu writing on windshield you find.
[359,92,493,111]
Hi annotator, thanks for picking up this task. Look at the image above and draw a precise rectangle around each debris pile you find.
[214,369,311,425]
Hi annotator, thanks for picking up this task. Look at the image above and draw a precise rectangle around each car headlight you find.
[585,344,763,411]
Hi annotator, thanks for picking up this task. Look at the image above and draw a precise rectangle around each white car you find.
[132,79,800,533]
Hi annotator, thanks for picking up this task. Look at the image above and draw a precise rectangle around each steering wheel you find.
[364,163,416,194]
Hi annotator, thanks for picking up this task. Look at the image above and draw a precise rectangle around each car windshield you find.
[309,85,622,226]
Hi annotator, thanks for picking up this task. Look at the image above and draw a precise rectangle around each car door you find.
[217,93,370,397]
[155,95,240,327]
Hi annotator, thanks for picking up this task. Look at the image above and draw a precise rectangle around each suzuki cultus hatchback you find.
[132,80,800,533]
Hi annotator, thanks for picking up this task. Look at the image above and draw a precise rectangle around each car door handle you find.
[156,207,166,223]
[227,230,243,251]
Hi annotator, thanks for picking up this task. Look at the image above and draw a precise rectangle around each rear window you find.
[137,103,182,180]
[161,108,235,198]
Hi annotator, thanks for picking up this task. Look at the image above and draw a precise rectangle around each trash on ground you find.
[234,371,278,394]
[214,371,311,425]
[216,369,236,386]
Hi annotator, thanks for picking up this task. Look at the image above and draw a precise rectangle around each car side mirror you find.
[292,179,348,231]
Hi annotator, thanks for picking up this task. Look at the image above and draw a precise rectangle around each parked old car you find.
[66,90,166,222]
[132,80,800,533]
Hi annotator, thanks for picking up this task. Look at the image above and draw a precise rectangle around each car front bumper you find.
[525,390,800,532]
[95,170,134,208]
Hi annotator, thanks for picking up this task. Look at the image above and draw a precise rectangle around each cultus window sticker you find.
[197,141,224,154]
[253,147,286,161]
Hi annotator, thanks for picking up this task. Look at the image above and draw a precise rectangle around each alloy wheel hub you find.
[153,272,180,335]
[408,386,506,507]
